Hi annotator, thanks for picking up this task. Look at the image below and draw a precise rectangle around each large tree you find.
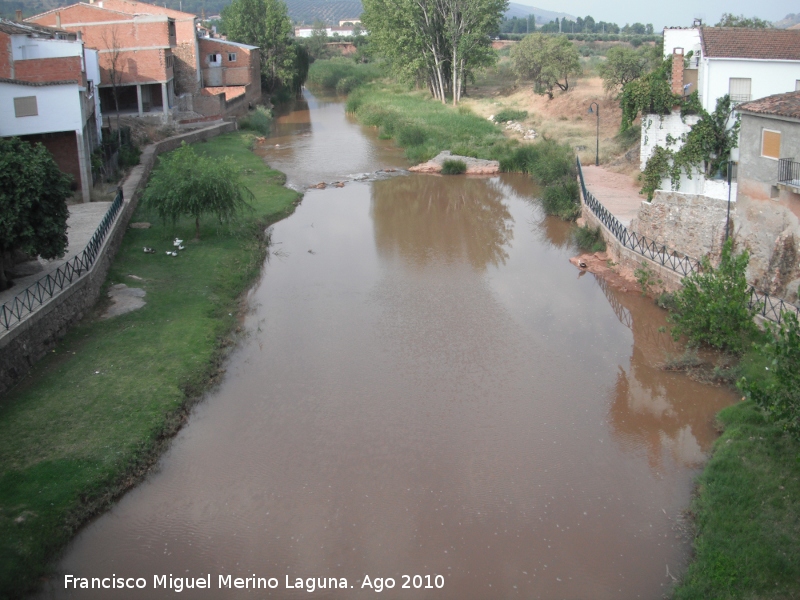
[715,13,772,28]
[511,34,581,99]
[222,0,296,93]
[362,0,506,104]
[0,138,72,291]
[142,143,254,240]
[598,46,647,95]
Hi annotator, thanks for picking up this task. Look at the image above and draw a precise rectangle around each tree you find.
[142,143,254,240]
[598,46,647,95]
[669,240,757,354]
[222,0,297,93]
[0,138,72,291]
[101,25,124,144]
[305,20,331,60]
[715,13,772,28]
[362,0,506,104]
[739,311,800,439]
[510,34,581,99]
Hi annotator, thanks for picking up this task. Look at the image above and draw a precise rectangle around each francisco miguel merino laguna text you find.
[64,573,444,592]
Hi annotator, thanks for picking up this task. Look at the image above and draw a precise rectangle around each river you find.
[40,92,735,599]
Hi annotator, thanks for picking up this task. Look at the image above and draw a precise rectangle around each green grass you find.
[346,83,512,163]
[675,400,800,599]
[238,106,273,135]
[0,132,300,599]
[441,159,467,175]
[307,57,383,94]
[572,224,606,252]
[493,108,528,123]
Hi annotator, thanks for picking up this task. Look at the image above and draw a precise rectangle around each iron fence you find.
[576,157,702,277]
[0,188,124,331]
[576,157,800,326]
[778,158,800,187]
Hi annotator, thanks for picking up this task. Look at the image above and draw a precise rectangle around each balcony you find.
[778,158,800,193]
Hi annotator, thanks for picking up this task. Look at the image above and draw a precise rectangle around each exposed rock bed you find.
[408,151,500,175]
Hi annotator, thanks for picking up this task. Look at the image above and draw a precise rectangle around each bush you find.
[307,57,382,94]
[493,109,528,123]
[397,124,425,146]
[669,240,758,353]
[541,179,580,220]
[738,311,800,438]
[238,106,272,135]
[441,159,467,175]
[118,144,141,168]
[572,224,606,252]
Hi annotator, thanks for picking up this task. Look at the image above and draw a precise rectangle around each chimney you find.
[15,9,22,21]
[56,12,61,27]
[671,48,684,96]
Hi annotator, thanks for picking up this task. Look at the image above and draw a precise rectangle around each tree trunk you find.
[195,216,201,240]
[0,251,10,291]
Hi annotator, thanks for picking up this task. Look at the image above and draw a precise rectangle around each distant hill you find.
[1,0,572,26]
[505,2,573,24]
[774,13,800,28]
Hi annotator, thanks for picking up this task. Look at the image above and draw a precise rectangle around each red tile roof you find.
[737,91,800,119]
[701,27,800,60]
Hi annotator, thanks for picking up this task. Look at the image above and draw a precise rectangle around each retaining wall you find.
[0,120,237,395]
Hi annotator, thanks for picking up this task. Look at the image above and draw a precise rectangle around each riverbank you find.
[0,131,300,598]
[674,401,800,599]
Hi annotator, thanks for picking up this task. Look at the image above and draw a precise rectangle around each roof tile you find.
[701,27,800,60]
[738,91,800,119]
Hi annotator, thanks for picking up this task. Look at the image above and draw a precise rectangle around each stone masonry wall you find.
[630,190,730,262]
[0,121,236,395]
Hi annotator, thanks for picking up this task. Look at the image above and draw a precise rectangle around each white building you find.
[294,25,361,38]
[0,19,102,202]
[662,26,800,113]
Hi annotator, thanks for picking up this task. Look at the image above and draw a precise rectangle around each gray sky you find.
[514,0,793,30]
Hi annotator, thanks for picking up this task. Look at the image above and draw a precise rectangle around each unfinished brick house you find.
[196,37,260,117]
[0,18,102,202]
[28,0,260,122]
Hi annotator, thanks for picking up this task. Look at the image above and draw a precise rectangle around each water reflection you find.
[371,175,514,271]
[598,279,731,470]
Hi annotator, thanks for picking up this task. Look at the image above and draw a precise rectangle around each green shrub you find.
[494,109,528,123]
[441,159,467,175]
[572,224,606,252]
[118,144,141,168]
[397,124,425,146]
[739,311,800,438]
[669,240,758,353]
[307,57,382,94]
[238,106,272,135]
[541,178,580,220]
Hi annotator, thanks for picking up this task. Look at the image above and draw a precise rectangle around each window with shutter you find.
[14,96,38,117]
[761,129,781,160]
[729,78,751,103]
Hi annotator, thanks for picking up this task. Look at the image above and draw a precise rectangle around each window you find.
[208,53,218,63]
[14,96,38,117]
[228,52,237,62]
[761,129,781,160]
[729,78,751,103]
[796,79,800,91]
[165,54,174,68]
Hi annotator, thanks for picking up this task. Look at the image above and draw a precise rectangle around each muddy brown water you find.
[39,92,735,599]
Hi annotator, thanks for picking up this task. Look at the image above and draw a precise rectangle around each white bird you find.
[173,238,183,246]
[178,245,185,250]
[143,247,155,254]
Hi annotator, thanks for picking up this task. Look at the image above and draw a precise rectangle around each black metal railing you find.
[576,157,800,326]
[0,188,124,331]
[778,158,800,187]
[576,157,702,277]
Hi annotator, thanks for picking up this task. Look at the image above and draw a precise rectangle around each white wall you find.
[10,34,83,60]
[640,111,700,169]
[84,48,103,142]
[702,58,800,113]
[0,82,82,137]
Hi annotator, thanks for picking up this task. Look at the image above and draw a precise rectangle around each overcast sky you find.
[514,0,793,30]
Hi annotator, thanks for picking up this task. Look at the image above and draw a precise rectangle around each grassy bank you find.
[674,401,800,599]
[346,83,511,164]
[307,57,383,95]
[0,132,299,598]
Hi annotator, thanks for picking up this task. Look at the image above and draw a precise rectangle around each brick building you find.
[28,0,261,122]
[0,18,102,202]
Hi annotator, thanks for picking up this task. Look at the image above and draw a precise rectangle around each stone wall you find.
[630,190,731,262]
[581,204,686,295]
[0,121,237,395]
